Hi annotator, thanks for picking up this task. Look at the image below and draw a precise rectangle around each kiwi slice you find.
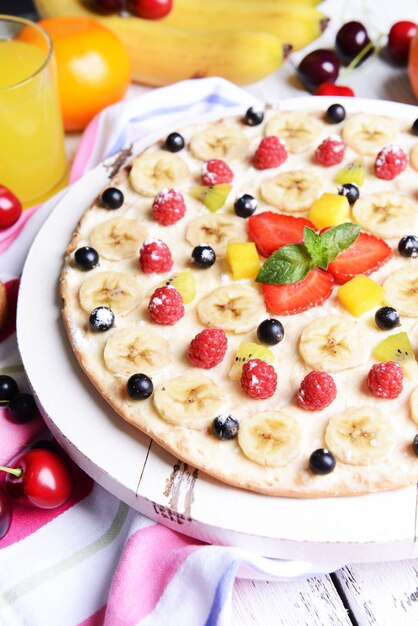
[373,331,418,380]
[190,184,232,212]
[229,340,274,380]
[335,160,365,187]
[151,269,196,304]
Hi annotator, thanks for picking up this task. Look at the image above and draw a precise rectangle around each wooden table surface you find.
[14,0,418,623]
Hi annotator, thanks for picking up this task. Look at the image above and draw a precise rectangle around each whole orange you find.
[19,17,131,131]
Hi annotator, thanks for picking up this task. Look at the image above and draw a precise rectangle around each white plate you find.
[17,97,418,563]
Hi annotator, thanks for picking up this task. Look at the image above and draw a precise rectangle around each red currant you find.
[314,83,355,97]
[0,185,22,229]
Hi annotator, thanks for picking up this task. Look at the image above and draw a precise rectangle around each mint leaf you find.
[303,227,321,257]
[303,227,330,269]
[302,224,361,270]
[319,223,360,267]
[256,244,315,285]
[254,224,360,286]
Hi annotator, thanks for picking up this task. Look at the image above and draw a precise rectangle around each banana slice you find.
[409,387,418,425]
[238,411,302,468]
[189,124,248,161]
[129,150,189,197]
[103,327,171,377]
[352,192,418,239]
[197,284,265,333]
[153,372,223,428]
[342,114,397,156]
[299,315,368,372]
[384,265,418,317]
[185,213,246,257]
[89,218,148,261]
[79,271,143,315]
[325,406,395,466]
[264,112,323,153]
[410,142,418,172]
[260,169,322,213]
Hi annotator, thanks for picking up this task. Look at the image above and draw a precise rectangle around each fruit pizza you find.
[60,104,418,497]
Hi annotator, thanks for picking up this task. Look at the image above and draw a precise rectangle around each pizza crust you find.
[60,109,418,498]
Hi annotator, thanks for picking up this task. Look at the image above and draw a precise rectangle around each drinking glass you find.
[0,15,68,208]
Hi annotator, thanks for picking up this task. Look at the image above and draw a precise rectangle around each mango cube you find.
[309,192,350,229]
[226,242,260,280]
[338,275,385,317]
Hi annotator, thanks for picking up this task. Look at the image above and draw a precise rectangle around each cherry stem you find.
[338,33,385,83]
[0,465,22,478]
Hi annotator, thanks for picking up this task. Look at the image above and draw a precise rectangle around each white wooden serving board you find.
[17,98,418,564]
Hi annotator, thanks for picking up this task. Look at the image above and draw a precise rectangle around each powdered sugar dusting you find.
[142,237,163,247]
[326,136,345,152]
[201,162,217,185]
[91,307,114,328]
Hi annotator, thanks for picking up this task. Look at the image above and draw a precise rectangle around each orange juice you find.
[0,35,67,208]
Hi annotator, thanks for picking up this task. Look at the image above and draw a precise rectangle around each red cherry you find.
[297,49,340,92]
[336,21,373,65]
[0,488,12,539]
[314,83,355,96]
[92,0,127,12]
[1,449,73,509]
[132,0,173,19]
[388,21,417,65]
[0,185,22,229]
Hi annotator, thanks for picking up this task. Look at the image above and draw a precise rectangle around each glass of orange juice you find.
[0,15,68,209]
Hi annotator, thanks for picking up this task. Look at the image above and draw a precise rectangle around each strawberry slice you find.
[248,211,315,258]
[262,269,334,315]
[327,232,392,284]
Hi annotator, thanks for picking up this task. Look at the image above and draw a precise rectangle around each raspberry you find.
[254,136,287,170]
[201,160,234,186]
[314,136,345,167]
[366,361,403,399]
[152,188,186,225]
[374,144,408,180]
[241,358,277,399]
[188,328,228,369]
[148,286,184,325]
[139,238,173,274]
[297,371,337,410]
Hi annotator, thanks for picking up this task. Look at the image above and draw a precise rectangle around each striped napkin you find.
[0,77,344,626]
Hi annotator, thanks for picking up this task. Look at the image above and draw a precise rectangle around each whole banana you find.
[166,0,329,51]
[34,0,291,85]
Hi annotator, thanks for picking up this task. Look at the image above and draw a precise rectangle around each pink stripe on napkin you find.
[70,115,101,183]
[0,410,44,466]
[77,605,107,626]
[104,524,203,626]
